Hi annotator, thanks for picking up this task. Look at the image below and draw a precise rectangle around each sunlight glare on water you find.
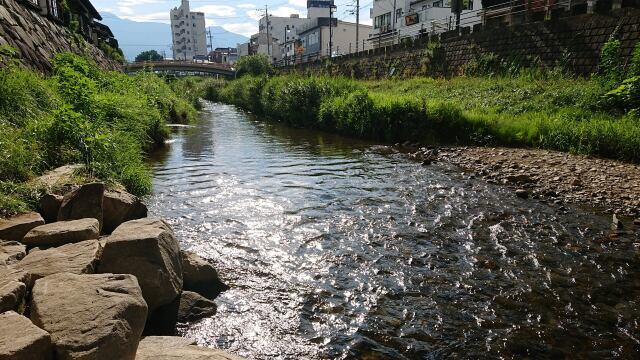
[146,102,640,359]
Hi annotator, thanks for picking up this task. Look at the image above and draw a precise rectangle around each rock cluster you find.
[431,146,640,218]
[0,172,236,359]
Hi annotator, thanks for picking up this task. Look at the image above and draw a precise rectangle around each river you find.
[146,102,640,359]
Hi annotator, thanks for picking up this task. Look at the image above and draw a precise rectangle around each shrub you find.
[597,38,623,89]
[629,42,640,77]
[235,55,273,77]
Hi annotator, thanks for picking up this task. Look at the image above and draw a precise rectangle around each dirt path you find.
[416,146,640,220]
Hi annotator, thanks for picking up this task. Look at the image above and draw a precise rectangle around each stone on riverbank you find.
[21,218,100,248]
[135,336,244,360]
[98,218,183,311]
[0,268,29,313]
[39,193,63,224]
[182,251,228,300]
[15,240,100,287]
[0,311,53,359]
[30,273,148,360]
[0,240,26,266]
[178,291,217,322]
[0,212,44,242]
[57,182,105,231]
[103,190,148,234]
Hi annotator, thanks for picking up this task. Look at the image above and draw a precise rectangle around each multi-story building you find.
[170,0,207,61]
[243,0,372,64]
[370,0,482,47]
[209,47,239,64]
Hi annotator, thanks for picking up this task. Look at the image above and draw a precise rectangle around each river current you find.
[147,102,640,359]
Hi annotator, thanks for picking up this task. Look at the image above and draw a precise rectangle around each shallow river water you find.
[147,102,640,359]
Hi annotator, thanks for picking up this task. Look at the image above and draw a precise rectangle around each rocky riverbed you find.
[412,146,640,220]
[0,167,241,359]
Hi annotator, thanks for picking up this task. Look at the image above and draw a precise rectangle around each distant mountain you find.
[100,12,248,61]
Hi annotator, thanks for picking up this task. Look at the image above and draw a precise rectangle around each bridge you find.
[124,61,235,78]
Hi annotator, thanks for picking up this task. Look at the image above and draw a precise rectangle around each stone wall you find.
[0,0,121,73]
[286,8,640,78]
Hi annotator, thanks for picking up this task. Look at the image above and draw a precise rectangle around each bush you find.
[235,55,273,77]
[597,38,623,89]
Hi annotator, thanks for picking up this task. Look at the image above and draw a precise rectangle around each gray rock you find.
[0,212,45,242]
[0,311,53,359]
[39,193,63,224]
[33,165,83,190]
[15,240,100,287]
[0,268,29,313]
[30,273,148,360]
[57,183,105,231]
[0,240,26,266]
[178,291,217,322]
[182,251,228,300]
[98,218,183,311]
[22,218,100,248]
[103,190,147,234]
[135,336,244,360]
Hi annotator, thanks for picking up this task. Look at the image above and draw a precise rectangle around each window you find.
[374,12,391,29]
[396,8,402,20]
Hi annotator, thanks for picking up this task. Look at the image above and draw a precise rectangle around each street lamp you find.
[329,4,337,59]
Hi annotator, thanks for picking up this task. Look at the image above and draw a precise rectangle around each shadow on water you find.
[146,102,640,359]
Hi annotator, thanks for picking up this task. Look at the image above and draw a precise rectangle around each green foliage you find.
[99,42,125,63]
[0,53,198,215]
[235,55,273,77]
[135,50,164,62]
[214,73,640,162]
[603,76,640,112]
[597,38,623,89]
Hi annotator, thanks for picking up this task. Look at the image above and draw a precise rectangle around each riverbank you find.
[204,72,640,164]
[0,52,198,217]
[412,145,640,218]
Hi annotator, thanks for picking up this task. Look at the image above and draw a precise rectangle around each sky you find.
[92,0,374,38]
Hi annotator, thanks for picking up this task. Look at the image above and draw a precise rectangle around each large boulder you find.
[39,193,63,224]
[0,268,29,313]
[0,212,44,242]
[0,240,26,266]
[30,273,148,360]
[0,311,53,359]
[182,251,228,300]
[103,190,148,234]
[98,218,183,311]
[15,240,100,287]
[22,219,100,248]
[57,183,105,231]
[135,337,244,360]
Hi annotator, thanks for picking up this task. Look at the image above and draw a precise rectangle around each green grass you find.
[0,52,198,217]
[207,74,640,163]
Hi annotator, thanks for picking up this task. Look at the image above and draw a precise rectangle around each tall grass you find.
[210,74,640,163]
[0,52,198,216]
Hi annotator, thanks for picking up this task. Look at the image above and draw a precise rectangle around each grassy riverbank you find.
[201,72,640,163]
[0,52,198,216]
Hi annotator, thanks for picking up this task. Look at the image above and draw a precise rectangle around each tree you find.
[235,55,273,77]
[135,50,163,63]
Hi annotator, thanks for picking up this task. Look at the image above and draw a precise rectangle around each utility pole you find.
[356,0,359,53]
[207,27,213,53]
[329,4,336,59]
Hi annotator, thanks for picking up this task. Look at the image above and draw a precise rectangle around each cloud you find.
[193,5,237,17]
[237,3,257,9]
[288,0,307,8]
[222,23,257,38]
[120,11,170,23]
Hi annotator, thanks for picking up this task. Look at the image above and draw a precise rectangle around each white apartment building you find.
[297,19,373,61]
[370,0,482,47]
[170,0,207,60]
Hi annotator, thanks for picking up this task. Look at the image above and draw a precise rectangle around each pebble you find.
[515,189,529,199]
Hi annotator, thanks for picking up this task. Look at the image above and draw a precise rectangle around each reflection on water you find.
[147,102,640,359]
